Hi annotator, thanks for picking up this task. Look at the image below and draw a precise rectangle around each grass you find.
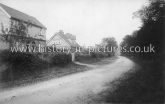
[76,54,118,65]
[95,59,164,104]
[0,62,89,90]
[76,56,101,64]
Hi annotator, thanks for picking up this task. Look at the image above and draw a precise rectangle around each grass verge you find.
[0,62,88,90]
[95,59,164,104]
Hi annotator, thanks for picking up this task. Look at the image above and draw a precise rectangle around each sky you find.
[0,0,147,46]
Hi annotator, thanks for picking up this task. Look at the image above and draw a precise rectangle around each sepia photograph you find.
[0,0,164,104]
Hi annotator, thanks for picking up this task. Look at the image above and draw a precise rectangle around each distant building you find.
[47,30,79,49]
[0,3,46,50]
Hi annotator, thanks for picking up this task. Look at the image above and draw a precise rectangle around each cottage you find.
[47,30,79,49]
[0,3,46,50]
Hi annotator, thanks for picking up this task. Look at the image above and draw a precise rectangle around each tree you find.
[101,37,118,56]
[135,0,164,53]
[121,0,165,60]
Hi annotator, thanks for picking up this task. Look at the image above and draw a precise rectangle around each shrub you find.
[0,50,48,80]
[91,52,109,58]
[49,53,72,65]
[75,51,109,63]
[0,50,72,81]
[1,50,47,67]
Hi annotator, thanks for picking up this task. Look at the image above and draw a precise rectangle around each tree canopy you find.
[120,0,165,60]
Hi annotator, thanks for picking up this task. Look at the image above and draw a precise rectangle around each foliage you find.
[75,50,109,63]
[100,60,164,103]
[0,50,72,81]
[0,50,47,70]
[101,37,118,56]
[120,0,165,60]
[9,20,28,36]
[101,37,118,48]
[49,53,72,65]
[116,1,164,103]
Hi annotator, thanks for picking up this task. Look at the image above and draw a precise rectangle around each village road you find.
[0,56,135,104]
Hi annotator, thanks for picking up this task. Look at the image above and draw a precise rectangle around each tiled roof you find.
[60,33,80,47]
[47,31,80,47]
[0,3,46,29]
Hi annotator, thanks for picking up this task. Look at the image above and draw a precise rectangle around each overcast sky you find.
[1,0,147,46]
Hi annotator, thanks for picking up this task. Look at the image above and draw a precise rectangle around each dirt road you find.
[0,56,135,104]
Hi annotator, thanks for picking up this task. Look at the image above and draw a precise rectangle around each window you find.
[54,40,61,45]
[39,29,45,36]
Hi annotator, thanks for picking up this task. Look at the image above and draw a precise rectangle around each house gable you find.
[47,34,71,48]
[0,3,46,29]
[47,30,80,48]
[0,3,46,41]
[0,3,47,51]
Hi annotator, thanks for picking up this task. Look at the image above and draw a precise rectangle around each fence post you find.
[71,52,75,62]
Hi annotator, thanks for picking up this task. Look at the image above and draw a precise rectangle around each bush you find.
[91,52,109,58]
[75,51,109,63]
[75,54,91,61]
[0,50,73,81]
[0,50,48,81]
[49,53,72,65]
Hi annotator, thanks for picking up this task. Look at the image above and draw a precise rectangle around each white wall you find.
[0,7,46,50]
[28,26,46,40]
[47,34,70,48]
[0,40,9,50]
[10,19,46,41]
[0,7,10,34]
[0,8,10,50]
